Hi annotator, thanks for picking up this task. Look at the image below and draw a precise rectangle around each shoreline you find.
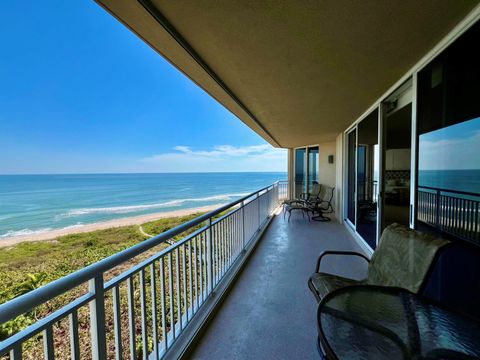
[0,204,225,248]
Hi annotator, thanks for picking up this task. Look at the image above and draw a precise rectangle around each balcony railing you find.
[418,185,480,242]
[0,181,288,360]
[277,180,288,201]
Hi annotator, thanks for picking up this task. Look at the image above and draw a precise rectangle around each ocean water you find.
[418,169,480,194]
[0,173,286,239]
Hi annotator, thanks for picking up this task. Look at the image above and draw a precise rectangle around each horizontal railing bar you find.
[211,203,243,225]
[0,292,94,353]
[0,182,278,324]
[418,186,480,198]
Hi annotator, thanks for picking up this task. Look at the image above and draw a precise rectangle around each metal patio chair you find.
[317,186,334,214]
[282,182,322,215]
[300,182,322,203]
[308,223,451,302]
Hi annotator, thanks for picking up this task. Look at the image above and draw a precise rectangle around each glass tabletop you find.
[317,285,480,360]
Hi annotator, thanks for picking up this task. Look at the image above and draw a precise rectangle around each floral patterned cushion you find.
[310,272,364,299]
[309,223,450,302]
[367,223,450,293]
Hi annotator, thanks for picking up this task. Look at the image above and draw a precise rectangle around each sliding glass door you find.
[308,147,319,192]
[295,146,319,198]
[343,20,480,252]
[294,148,307,198]
[416,21,480,243]
[346,129,357,225]
[357,110,379,249]
[381,83,413,230]
[346,109,380,249]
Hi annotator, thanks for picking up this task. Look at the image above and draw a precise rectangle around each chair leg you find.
[317,337,328,359]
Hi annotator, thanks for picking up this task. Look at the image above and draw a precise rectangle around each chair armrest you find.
[289,199,307,206]
[315,251,370,272]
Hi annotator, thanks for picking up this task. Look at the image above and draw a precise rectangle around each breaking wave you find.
[61,193,250,217]
[0,228,53,238]
[0,223,85,239]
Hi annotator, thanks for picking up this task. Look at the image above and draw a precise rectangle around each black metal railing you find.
[418,186,480,242]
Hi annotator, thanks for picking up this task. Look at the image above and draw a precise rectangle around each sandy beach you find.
[0,204,225,248]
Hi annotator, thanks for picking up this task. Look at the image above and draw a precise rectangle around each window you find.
[294,146,319,197]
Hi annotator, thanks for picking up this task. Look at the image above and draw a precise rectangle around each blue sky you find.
[0,1,286,174]
[419,117,480,170]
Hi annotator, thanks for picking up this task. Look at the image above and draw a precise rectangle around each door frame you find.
[343,127,358,230]
[379,79,415,232]
[293,145,320,197]
[344,106,382,251]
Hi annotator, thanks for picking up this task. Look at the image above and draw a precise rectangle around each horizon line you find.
[0,170,288,176]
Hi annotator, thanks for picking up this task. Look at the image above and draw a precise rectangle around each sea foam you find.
[62,193,250,217]
[0,228,53,238]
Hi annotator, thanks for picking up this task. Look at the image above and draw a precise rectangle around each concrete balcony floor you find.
[189,211,369,359]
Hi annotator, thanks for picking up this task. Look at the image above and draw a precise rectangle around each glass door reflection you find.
[294,148,307,198]
[382,86,412,229]
[308,147,319,192]
[357,110,379,249]
[347,129,357,225]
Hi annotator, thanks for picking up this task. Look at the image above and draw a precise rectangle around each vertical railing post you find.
[89,275,107,360]
[206,218,213,293]
[257,193,261,229]
[435,189,441,230]
[275,183,279,206]
[275,184,277,205]
[276,183,279,206]
[241,201,246,250]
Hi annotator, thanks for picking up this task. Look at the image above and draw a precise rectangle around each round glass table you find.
[317,285,480,360]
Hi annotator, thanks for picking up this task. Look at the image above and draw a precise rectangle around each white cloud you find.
[419,130,480,170]
[140,144,287,172]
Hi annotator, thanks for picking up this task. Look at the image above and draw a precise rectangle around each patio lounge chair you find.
[317,186,335,214]
[282,182,321,215]
[283,183,323,209]
[300,182,322,202]
[308,223,450,302]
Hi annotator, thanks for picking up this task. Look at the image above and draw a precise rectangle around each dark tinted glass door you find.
[295,148,306,198]
[347,130,357,224]
[308,147,319,192]
[383,95,412,229]
[416,21,480,243]
[357,110,379,249]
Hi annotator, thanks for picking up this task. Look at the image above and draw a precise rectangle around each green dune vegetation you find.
[0,212,213,359]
